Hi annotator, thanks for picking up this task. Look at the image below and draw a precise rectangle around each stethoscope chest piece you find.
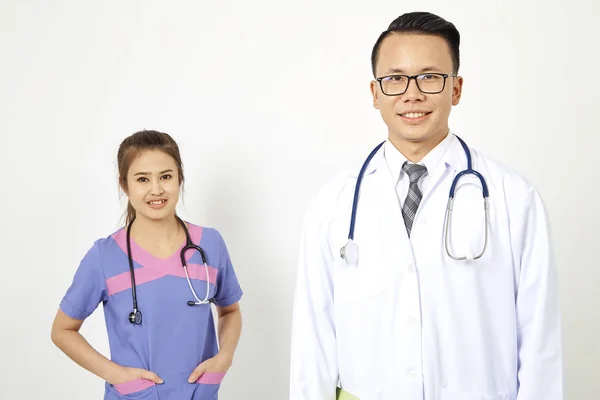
[340,240,359,265]
[129,310,142,325]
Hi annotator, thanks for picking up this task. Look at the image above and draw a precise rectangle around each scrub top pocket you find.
[193,372,225,399]
[106,378,158,399]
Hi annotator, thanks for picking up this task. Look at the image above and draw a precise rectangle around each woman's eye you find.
[161,174,172,180]
[137,177,149,182]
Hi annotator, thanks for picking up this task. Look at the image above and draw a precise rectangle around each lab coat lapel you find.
[419,135,466,211]
[366,150,414,269]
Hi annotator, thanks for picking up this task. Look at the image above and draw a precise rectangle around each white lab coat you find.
[290,135,562,400]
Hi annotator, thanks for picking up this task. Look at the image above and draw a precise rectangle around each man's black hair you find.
[371,12,460,76]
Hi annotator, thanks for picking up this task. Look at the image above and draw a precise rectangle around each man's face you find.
[370,33,463,147]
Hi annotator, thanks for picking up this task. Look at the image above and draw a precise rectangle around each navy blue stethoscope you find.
[340,135,490,265]
[127,216,212,325]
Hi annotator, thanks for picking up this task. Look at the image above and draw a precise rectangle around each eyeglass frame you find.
[375,73,457,96]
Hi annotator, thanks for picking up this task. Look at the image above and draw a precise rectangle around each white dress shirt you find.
[383,132,454,208]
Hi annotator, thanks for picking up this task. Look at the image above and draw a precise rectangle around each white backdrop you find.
[0,0,598,399]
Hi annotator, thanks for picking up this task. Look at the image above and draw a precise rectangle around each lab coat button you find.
[406,263,415,273]
[407,370,418,379]
[407,316,416,324]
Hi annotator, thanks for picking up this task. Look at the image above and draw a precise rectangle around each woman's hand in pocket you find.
[107,365,164,386]
[187,352,232,383]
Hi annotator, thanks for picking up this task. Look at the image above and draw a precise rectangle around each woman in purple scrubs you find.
[51,130,243,400]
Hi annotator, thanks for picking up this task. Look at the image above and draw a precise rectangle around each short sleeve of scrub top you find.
[58,223,243,400]
[60,240,109,320]
[212,231,243,308]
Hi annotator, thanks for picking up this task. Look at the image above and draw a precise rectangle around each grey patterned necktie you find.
[401,162,428,237]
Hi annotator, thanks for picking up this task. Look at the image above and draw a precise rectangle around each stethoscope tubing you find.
[126,216,212,325]
[342,135,490,264]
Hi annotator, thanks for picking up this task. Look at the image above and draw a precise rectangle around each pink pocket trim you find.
[196,372,226,384]
[113,378,155,395]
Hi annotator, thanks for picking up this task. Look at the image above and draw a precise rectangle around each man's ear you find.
[452,75,463,106]
[370,80,380,109]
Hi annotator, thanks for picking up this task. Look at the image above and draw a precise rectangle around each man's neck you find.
[389,129,449,163]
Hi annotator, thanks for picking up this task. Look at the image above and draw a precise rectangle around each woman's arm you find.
[215,302,242,363]
[187,302,242,382]
[51,309,163,385]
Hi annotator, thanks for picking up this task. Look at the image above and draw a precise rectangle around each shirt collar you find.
[383,131,455,185]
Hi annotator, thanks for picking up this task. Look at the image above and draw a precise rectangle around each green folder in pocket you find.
[336,387,360,400]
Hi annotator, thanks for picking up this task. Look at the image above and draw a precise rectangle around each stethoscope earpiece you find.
[189,298,214,306]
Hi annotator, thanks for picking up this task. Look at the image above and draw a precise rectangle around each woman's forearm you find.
[51,328,122,382]
[217,309,242,361]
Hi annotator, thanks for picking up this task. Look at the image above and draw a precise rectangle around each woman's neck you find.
[129,214,182,245]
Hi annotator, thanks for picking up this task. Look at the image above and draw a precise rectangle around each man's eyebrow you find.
[385,66,441,74]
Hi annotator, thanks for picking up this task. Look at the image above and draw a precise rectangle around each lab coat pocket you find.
[107,379,157,399]
[334,235,389,304]
[439,387,508,400]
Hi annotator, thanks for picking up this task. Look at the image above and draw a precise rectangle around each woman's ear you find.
[119,178,128,195]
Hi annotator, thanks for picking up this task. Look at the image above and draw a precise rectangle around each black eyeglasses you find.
[375,73,456,96]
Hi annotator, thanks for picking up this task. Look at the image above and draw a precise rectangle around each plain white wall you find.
[0,0,598,398]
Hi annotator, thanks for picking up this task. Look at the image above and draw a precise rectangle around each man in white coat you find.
[290,11,563,400]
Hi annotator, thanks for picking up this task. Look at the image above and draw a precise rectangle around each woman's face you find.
[123,150,181,222]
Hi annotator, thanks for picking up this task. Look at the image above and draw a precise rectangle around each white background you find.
[0,0,598,399]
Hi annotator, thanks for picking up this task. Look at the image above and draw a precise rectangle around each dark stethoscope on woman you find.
[340,135,490,265]
[127,216,212,325]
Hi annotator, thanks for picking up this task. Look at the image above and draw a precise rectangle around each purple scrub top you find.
[59,222,243,400]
